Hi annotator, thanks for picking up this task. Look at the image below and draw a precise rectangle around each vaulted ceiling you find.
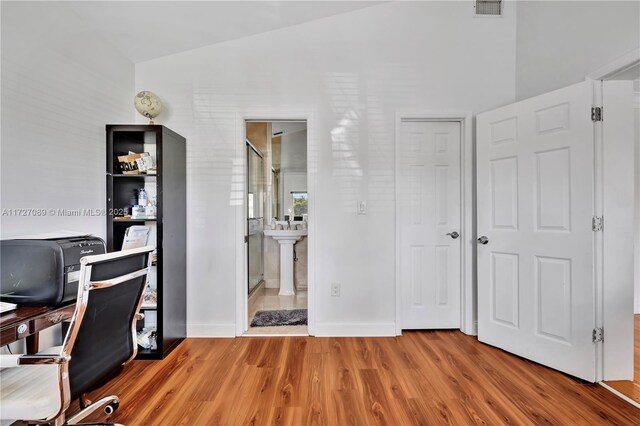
[66,1,384,63]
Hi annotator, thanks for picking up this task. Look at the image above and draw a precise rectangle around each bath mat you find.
[250,309,308,327]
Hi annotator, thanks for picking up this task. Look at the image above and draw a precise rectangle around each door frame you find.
[585,48,639,81]
[235,111,316,336]
[595,80,636,383]
[585,49,640,382]
[395,111,475,335]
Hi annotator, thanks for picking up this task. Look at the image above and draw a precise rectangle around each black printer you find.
[0,236,105,307]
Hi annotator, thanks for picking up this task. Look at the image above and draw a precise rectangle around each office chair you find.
[0,245,154,425]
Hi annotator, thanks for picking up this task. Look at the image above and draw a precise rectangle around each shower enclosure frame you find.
[246,139,265,295]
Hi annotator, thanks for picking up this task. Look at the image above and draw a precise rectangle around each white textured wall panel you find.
[516,1,640,100]
[135,1,517,335]
[1,2,134,239]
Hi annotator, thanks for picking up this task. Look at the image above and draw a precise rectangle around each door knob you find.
[446,231,460,239]
[477,236,489,245]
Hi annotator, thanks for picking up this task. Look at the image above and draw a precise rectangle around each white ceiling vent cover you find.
[475,0,502,16]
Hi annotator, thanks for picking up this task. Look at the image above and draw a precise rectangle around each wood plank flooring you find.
[76,331,639,425]
[604,314,640,403]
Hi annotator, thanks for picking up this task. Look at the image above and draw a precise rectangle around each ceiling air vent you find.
[475,0,502,16]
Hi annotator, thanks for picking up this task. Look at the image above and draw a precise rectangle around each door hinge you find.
[592,327,604,343]
[592,216,603,232]
[591,106,603,122]
[244,235,249,243]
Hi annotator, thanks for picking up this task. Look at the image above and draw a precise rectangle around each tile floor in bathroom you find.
[245,286,308,335]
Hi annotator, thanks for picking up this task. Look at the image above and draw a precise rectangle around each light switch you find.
[331,283,340,297]
[357,200,366,215]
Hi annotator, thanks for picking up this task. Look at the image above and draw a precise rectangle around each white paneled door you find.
[399,121,461,329]
[476,81,597,381]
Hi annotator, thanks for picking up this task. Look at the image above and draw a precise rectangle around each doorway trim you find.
[586,51,639,383]
[394,111,475,335]
[585,48,639,81]
[235,112,316,336]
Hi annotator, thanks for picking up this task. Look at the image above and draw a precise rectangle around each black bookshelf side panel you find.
[159,128,187,352]
[106,177,114,252]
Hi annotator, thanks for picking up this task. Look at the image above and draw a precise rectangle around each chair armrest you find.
[0,354,22,367]
[0,353,69,367]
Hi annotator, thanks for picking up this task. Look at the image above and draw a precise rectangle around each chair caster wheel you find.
[104,401,119,415]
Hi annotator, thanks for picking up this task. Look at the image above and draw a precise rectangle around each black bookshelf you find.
[106,124,186,360]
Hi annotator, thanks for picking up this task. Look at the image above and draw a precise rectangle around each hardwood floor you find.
[604,314,640,403]
[77,331,639,425]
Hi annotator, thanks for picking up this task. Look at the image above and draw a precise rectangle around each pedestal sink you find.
[264,229,307,296]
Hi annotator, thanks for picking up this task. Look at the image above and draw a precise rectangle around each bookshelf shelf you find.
[106,124,186,360]
[113,218,157,222]
[110,174,157,179]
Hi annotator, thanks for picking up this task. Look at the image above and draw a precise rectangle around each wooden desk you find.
[0,303,75,353]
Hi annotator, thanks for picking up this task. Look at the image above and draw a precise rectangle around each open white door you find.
[398,121,461,329]
[477,81,598,381]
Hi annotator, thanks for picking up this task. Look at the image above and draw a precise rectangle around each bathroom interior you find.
[245,120,308,335]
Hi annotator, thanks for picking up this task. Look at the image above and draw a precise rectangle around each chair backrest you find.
[61,246,154,400]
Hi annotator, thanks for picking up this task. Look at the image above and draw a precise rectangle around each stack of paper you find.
[121,226,150,250]
[0,301,18,313]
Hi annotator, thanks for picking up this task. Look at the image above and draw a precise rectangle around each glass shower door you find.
[247,144,264,294]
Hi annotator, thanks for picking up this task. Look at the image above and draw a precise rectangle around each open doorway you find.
[601,75,640,405]
[244,120,308,335]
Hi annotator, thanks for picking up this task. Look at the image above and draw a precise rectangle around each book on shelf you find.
[117,153,141,174]
[142,284,157,308]
[117,151,155,174]
[135,153,154,173]
[121,225,150,250]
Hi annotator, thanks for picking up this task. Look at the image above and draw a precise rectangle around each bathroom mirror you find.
[271,122,308,221]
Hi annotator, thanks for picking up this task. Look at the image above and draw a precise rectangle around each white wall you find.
[136,1,517,336]
[1,1,134,240]
[516,1,640,100]
[0,2,134,352]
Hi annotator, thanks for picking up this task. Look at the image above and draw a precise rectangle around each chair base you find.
[67,423,124,426]
[64,395,120,425]
[66,423,123,426]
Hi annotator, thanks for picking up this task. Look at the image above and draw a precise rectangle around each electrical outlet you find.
[331,282,341,297]
[357,200,366,215]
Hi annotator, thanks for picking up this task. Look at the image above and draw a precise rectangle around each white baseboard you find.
[314,322,396,337]
[462,320,478,336]
[600,383,640,409]
[265,279,279,289]
[635,300,640,314]
[187,323,236,338]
